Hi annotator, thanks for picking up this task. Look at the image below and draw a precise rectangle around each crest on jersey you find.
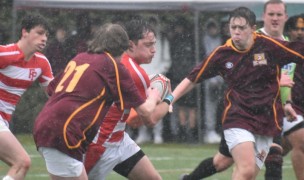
[225,62,233,69]
[253,53,267,66]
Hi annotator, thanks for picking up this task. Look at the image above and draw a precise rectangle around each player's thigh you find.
[0,128,30,165]
[286,127,304,149]
[128,155,161,180]
[225,128,272,170]
[88,147,121,180]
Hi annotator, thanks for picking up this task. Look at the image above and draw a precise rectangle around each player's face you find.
[288,27,304,42]
[229,17,255,50]
[288,18,304,42]
[263,3,288,37]
[132,31,156,64]
[23,25,48,52]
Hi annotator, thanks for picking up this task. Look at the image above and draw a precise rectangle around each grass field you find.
[0,134,296,180]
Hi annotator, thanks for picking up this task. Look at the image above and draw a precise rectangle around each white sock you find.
[2,175,14,180]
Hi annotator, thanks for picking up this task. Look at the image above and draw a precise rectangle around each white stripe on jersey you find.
[0,65,42,81]
[35,53,53,75]
[39,75,53,87]
[0,51,21,57]
[0,99,16,115]
[112,121,126,132]
[128,58,148,96]
[0,81,24,97]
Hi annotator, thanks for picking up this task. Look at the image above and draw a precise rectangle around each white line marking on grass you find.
[149,157,200,161]
[29,154,41,158]
[26,173,49,177]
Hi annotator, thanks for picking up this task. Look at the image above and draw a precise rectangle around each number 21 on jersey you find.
[55,61,89,93]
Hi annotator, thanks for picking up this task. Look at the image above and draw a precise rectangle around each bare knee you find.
[213,153,233,172]
[234,164,256,179]
[15,154,31,172]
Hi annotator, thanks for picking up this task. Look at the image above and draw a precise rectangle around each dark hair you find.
[87,23,129,57]
[19,14,50,38]
[285,15,304,32]
[229,7,256,27]
[264,0,286,13]
[124,17,156,44]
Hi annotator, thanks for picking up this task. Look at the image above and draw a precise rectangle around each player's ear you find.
[21,28,29,38]
[128,40,134,51]
[252,25,257,32]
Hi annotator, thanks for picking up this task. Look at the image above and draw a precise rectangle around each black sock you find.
[265,146,283,180]
[183,157,217,180]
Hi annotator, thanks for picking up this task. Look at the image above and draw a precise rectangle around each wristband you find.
[163,98,171,105]
[284,100,293,106]
[163,94,174,104]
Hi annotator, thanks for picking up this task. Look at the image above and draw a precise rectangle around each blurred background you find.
[1,0,303,145]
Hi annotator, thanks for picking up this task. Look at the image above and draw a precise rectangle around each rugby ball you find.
[149,74,170,100]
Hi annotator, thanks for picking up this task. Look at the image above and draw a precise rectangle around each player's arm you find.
[139,98,171,127]
[172,78,196,104]
[135,87,162,126]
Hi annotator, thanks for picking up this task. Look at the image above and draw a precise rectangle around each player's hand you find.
[284,103,297,122]
[147,86,161,103]
[280,73,294,88]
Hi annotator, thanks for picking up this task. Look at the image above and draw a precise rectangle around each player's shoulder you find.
[34,52,48,61]
[0,43,19,53]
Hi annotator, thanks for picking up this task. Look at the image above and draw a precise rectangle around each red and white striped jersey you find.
[0,43,53,122]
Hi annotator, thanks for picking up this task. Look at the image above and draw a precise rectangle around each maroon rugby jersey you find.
[33,52,145,161]
[187,33,304,137]
[291,63,304,114]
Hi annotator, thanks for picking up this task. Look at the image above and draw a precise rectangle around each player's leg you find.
[113,133,161,180]
[177,106,187,142]
[264,140,283,180]
[285,124,304,180]
[213,133,234,172]
[181,133,233,180]
[187,107,197,143]
[113,150,161,180]
[125,154,161,180]
[225,129,268,180]
[231,142,257,180]
[49,167,87,180]
[86,145,119,180]
[0,120,31,180]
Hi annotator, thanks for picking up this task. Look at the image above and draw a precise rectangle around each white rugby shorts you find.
[38,147,84,177]
[224,128,273,169]
[88,132,140,180]
[0,116,10,132]
[282,115,304,134]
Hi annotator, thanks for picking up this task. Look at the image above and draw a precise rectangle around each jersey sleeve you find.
[0,45,24,68]
[37,55,54,87]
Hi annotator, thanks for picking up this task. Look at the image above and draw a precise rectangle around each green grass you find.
[0,134,296,180]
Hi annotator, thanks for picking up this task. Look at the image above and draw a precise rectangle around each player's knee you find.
[17,154,31,172]
[214,159,231,172]
[237,165,256,179]
[213,154,233,172]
